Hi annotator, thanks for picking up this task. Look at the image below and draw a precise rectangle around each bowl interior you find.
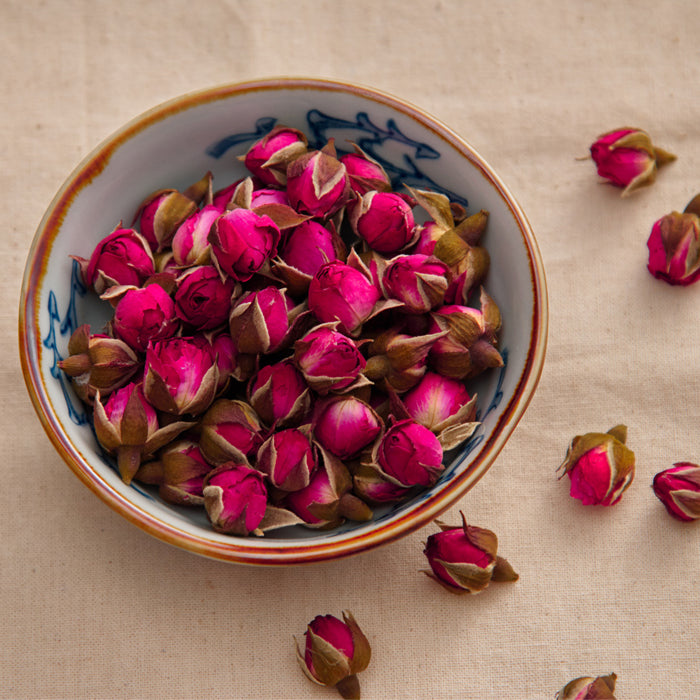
[21,79,546,563]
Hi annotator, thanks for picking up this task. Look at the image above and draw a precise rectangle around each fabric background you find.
[4,1,700,698]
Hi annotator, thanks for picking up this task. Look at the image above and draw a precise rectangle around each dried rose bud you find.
[340,144,392,195]
[589,127,675,196]
[171,204,222,266]
[248,359,311,428]
[228,286,296,355]
[429,289,503,380]
[174,265,237,331]
[349,191,416,253]
[198,398,264,466]
[308,261,381,336]
[294,324,367,395]
[313,396,383,461]
[364,326,446,394]
[250,187,290,208]
[256,427,317,492]
[284,446,371,528]
[652,462,700,522]
[374,417,444,488]
[274,220,347,296]
[286,141,350,218]
[93,382,191,484]
[351,463,411,504]
[242,125,308,187]
[134,188,198,252]
[646,210,700,286]
[152,439,213,506]
[381,254,450,313]
[400,371,478,449]
[143,336,218,416]
[558,425,635,506]
[295,610,371,700]
[73,227,155,294]
[556,673,618,700]
[209,332,238,393]
[209,208,281,282]
[202,463,268,535]
[112,283,178,353]
[58,324,140,404]
[423,512,518,595]
[412,221,442,256]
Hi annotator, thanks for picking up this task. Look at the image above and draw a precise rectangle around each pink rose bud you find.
[382,254,450,314]
[242,125,308,187]
[286,141,350,218]
[134,188,198,251]
[93,381,191,484]
[646,210,700,286]
[402,371,472,431]
[412,221,442,256]
[250,187,290,208]
[75,227,155,294]
[198,398,264,466]
[211,179,243,210]
[58,324,141,404]
[652,462,700,522]
[209,332,238,393]
[275,220,348,296]
[256,428,317,492]
[351,463,411,504]
[143,336,218,415]
[308,261,381,336]
[364,326,445,394]
[429,290,503,380]
[423,512,519,595]
[152,439,213,506]
[174,265,237,330]
[171,204,222,266]
[248,359,311,428]
[340,144,392,195]
[558,425,635,506]
[375,418,443,488]
[556,673,618,700]
[228,286,295,355]
[202,463,268,535]
[112,283,178,353]
[284,447,371,528]
[349,191,416,253]
[589,127,675,196]
[296,610,371,700]
[209,208,281,282]
[313,396,383,461]
[294,324,367,395]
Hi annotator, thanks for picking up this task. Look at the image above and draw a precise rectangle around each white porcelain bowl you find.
[19,78,547,565]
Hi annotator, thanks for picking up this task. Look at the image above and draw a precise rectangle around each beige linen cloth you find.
[4,1,700,698]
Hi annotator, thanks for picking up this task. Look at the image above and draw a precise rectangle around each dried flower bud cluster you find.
[61,128,503,536]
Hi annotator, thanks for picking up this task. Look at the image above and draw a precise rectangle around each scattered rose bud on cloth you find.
[555,673,618,700]
[646,196,700,286]
[422,512,518,594]
[558,425,635,506]
[588,127,675,196]
[652,462,700,522]
[295,610,371,699]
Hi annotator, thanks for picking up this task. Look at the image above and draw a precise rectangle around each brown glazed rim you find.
[19,77,548,566]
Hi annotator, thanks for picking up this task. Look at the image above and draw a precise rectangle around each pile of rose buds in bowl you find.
[59,126,505,537]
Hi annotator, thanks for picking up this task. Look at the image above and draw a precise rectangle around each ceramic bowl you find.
[19,78,547,565]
